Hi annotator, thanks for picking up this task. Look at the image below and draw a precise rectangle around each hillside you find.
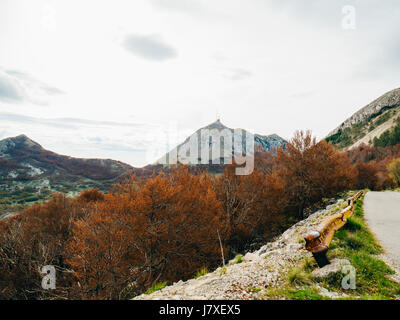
[0,134,135,204]
[326,88,400,150]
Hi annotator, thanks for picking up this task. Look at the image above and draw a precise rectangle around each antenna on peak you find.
[216,109,221,122]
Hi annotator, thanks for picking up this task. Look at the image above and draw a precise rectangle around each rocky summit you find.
[157,119,286,165]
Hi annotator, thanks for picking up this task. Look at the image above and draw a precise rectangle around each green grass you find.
[265,191,400,300]
[322,193,400,298]
[248,286,262,293]
[144,281,167,295]
[232,254,243,265]
[285,288,329,300]
[219,266,227,276]
[194,267,209,279]
[266,286,330,300]
[287,267,313,286]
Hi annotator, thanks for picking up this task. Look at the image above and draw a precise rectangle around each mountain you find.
[0,121,286,204]
[0,134,135,204]
[326,88,400,150]
[156,119,286,166]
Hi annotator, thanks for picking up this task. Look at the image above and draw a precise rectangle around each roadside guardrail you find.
[304,191,363,268]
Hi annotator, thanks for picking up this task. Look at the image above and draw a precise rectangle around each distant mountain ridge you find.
[0,134,134,204]
[326,88,400,150]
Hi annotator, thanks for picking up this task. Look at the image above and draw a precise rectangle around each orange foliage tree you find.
[276,130,355,219]
[0,193,98,299]
[67,166,227,299]
[215,164,284,252]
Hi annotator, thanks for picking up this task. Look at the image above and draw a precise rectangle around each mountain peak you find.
[0,134,43,152]
[156,120,286,166]
[202,119,228,130]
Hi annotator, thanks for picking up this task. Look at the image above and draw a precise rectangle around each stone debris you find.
[311,259,351,280]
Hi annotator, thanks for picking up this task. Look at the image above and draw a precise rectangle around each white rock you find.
[243,252,259,262]
[312,259,351,279]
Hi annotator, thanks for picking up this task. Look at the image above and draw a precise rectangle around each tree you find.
[0,193,93,299]
[215,162,285,252]
[77,188,105,203]
[67,166,228,299]
[354,162,378,190]
[276,130,355,219]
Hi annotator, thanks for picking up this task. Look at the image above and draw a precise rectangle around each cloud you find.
[150,0,206,15]
[0,67,64,104]
[0,112,159,165]
[266,0,400,81]
[122,34,177,61]
[0,72,25,102]
[0,112,150,130]
[289,90,315,99]
[211,52,229,62]
[223,68,253,81]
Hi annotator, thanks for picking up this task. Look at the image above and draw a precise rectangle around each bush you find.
[233,254,243,264]
[388,158,400,186]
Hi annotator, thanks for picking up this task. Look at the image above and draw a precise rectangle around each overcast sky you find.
[0,0,399,166]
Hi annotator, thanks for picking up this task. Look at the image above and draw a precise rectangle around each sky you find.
[0,0,399,167]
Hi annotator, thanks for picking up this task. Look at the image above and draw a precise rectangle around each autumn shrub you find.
[276,130,356,219]
[347,143,400,190]
[354,162,379,190]
[0,193,98,299]
[215,165,282,252]
[387,158,400,186]
[67,166,228,299]
[77,188,105,203]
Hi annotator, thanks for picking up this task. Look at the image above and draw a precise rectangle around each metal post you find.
[312,248,330,268]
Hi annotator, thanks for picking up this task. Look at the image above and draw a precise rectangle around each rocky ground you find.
[135,198,353,300]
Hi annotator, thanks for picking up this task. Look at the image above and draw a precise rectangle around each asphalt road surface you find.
[364,191,400,264]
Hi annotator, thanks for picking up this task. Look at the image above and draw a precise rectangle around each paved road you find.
[364,191,400,264]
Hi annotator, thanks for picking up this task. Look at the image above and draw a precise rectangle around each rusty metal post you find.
[304,191,363,268]
[312,247,330,268]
